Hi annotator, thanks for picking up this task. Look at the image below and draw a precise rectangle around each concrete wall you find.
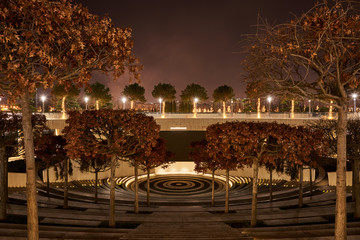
[327,171,354,186]
[8,173,26,188]
[43,160,152,183]
[47,114,318,133]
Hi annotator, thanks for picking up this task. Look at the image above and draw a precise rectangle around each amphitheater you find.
[3,163,360,240]
[3,113,360,239]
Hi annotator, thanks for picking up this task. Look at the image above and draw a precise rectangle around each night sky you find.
[75,0,317,102]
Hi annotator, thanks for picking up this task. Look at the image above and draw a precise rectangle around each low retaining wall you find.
[327,171,354,186]
[8,172,26,188]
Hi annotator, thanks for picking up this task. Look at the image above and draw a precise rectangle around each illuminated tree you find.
[131,138,173,211]
[206,122,244,213]
[0,113,46,221]
[311,119,360,220]
[63,109,159,226]
[280,126,327,209]
[213,85,235,117]
[123,83,146,109]
[85,82,112,110]
[0,0,139,237]
[0,112,21,221]
[190,140,218,206]
[77,150,111,204]
[52,83,80,113]
[35,135,72,208]
[152,83,176,115]
[180,83,208,103]
[243,2,360,237]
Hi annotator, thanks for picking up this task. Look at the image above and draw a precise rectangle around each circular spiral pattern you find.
[126,174,230,197]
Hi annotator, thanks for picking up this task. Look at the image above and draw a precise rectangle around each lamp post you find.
[267,96,272,118]
[84,96,89,110]
[352,93,358,113]
[193,97,199,118]
[41,95,46,113]
[159,98,163,115]
[308,99,311,117]
[122,97,127,110]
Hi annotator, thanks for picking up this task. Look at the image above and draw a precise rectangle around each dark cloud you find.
[75,0,317,102]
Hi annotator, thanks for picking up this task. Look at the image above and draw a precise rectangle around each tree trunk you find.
[309,166,313,196]
[95,100,99,110]
[257,98,261,118]
[162,100,166,117]
[335,107,347,240]
[222,101,226,118]
[354,158,360,220]
[61,96,66,113]
[130,100,134,109]
[211,169,215,207]
[109,155,116,227]
[63,158,68,209]
[4,152,8,204]
[193,101,197,118]
[251,158,259,227]
[290,99,295,118]
[20,90,39,240]
[95,170,98,204]
[46,167,50,198]
[352,162,355,202]
[147,168,150,207]
[134,162,139,214]
[299,165,303,208]
[0,146,6,220]
[269,166,273,202]
[225,169,229,213]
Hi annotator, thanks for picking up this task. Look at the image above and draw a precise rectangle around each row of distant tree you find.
[38,81,337,114]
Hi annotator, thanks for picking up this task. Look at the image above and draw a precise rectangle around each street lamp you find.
[193,97,199,118]
[308,99,311,117]
[40,95,46,113]
[84,96,89,110]
[122,97,127,110]
[267,96,272,118]
[159,98,163,115]
[352,93,358,113]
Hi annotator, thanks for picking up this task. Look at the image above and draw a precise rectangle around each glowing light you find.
[170,127,187,130]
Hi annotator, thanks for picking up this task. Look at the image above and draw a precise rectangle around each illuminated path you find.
[3,173,360,239]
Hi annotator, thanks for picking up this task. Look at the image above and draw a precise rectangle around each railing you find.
[41,112,360,120]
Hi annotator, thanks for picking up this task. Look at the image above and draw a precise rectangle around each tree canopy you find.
[0,0,140,236]
[152,83,177,102]
[123,83,146,103]
[63,109,159,226]
[85,82,112,109]
[180,83,208,103]
[243,1,360,237]
[212,85,235,103]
